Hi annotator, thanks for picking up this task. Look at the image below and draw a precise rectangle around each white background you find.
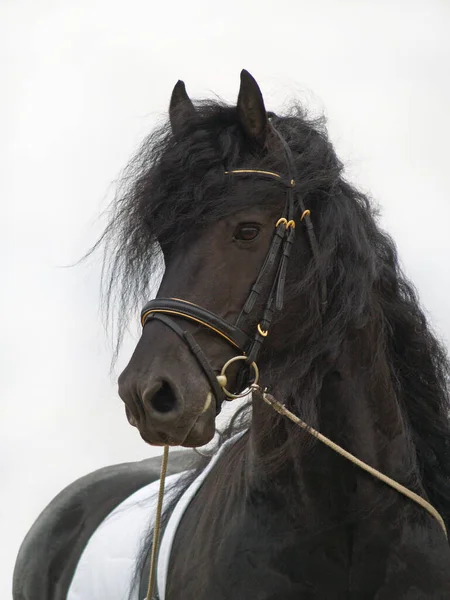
[2,1,450,597]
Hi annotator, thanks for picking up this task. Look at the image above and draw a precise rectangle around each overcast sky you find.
[2,0,450,597]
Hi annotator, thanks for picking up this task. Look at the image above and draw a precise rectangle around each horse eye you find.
[234,224,261,241]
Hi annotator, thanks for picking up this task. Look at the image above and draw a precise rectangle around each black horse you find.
[14,71,450,599]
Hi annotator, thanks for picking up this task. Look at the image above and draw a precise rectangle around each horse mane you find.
[95,97,450,591]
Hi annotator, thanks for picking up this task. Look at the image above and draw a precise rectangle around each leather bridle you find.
[140,125,447,600]
[140,124,447,600]
[140,124,327,412]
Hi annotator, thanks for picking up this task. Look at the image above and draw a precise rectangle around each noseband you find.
[140,125,326,412]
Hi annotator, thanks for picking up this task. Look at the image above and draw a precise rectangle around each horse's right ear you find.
[237,70,268,145]
[169,80,196,134]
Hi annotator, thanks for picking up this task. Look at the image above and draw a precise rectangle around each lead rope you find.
[146,444,170,600]
[254,387,447,537]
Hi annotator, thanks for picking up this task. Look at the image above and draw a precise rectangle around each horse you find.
[13,70,450,599]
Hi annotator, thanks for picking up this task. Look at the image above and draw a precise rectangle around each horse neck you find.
[246,325,419,516]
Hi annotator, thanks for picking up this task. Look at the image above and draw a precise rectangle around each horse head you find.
[117,70,326,447]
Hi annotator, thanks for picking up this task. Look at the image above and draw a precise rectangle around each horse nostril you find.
[149,381,178,414]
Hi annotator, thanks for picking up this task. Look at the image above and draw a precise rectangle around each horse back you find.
[13,451,193,600]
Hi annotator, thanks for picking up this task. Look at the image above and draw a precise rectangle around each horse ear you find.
[237,70,268,144]
[169,80,196,133]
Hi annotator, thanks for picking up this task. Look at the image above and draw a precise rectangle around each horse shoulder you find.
[13,451,193,600]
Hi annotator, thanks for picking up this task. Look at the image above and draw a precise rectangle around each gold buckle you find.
[257,323,268,337]
[275,217,296,229]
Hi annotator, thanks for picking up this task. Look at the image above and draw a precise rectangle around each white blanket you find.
[68,434,242,600]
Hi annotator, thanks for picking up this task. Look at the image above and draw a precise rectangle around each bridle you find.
[141,124,327,410]
[140,123,447,600]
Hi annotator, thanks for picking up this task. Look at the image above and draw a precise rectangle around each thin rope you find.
[146,445,170,600]
[256,388,447,538]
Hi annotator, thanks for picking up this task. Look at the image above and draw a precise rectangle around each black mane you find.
[97,97,450,558]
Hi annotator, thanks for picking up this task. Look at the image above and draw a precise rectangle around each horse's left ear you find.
[169,80,196,134]
[237,70,268,145]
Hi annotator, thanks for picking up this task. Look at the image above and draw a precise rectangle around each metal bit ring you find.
[217,355,259,399]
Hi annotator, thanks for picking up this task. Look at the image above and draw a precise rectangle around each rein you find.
[257,388,447,537]
[142,123,446,599]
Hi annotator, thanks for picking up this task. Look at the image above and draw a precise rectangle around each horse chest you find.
[167,479,450,600]
[168,496,354,600]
